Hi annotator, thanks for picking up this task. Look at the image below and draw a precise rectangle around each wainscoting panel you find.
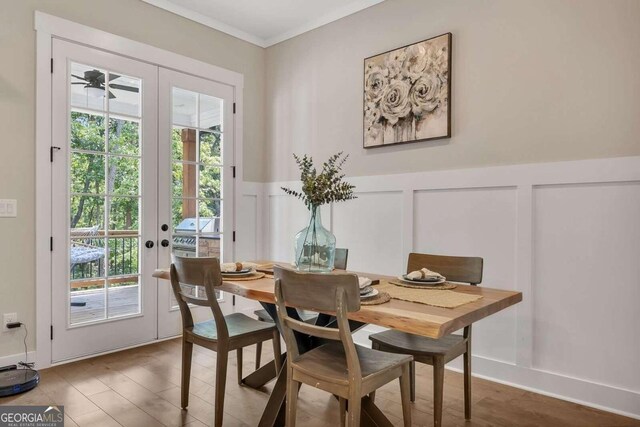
[332,191,404,274]
[253,156,640,418]
[532,181,640,393]
[414,187,519,365]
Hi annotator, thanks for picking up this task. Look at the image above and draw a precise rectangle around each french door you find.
[51,40,234,362]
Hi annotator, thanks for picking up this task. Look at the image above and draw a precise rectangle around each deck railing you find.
[70,230,139,288]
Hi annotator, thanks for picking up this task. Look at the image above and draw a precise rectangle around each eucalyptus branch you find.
[281,151,356,210]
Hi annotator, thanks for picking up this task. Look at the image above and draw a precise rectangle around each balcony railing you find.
[70,230,139,289]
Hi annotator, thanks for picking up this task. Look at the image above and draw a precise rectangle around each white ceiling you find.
[141,0,385,48]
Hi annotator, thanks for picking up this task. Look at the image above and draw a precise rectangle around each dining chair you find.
[274,266,412,427]
[368,253,483,427]
[169,256,282,427]
[252,248,349,369]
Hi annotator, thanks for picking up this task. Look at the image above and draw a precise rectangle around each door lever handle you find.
[161,239,170,247]
[145,240,155,249]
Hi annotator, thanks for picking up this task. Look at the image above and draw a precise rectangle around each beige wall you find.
[0,0,265,357]
[265,0,640,181]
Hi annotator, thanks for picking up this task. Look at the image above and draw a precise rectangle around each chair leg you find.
[255,342,262,370]
[409,360,416,402]
[433,357,445,427]
[180,338,193,409]
[464,344,472,420]
[339,397,347,427]
[285,371,298,427]
[214,350,228,427]
[236,348,243,385]
[347,392,361,427]
[272,330,282,373]
[399,363,412,427]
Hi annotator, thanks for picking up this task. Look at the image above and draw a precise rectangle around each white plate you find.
[222,269,253,277]
[360,288,379,299]
[396,276,446,286]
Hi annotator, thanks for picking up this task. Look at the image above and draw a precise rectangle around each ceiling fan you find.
[71,69,139,99]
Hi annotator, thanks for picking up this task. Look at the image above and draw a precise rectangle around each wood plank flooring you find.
[1,338,637,426]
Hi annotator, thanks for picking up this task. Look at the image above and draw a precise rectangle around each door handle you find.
[161,239,170,247]
[161,224,169,232]
[145,240,155,249]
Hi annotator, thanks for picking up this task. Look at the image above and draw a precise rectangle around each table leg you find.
[242,355,285,389]
[361,396,395,427]
[258,361,288,427]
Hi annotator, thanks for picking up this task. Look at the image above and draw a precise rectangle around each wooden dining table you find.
[153,262,522,427]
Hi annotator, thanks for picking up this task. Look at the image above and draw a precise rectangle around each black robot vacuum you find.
[0,365,40,397]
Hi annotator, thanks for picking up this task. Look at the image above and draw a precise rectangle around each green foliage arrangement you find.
[281,152,356,210]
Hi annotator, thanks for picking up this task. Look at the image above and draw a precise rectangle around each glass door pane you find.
[157,68,234,338]
[68,63,143,326]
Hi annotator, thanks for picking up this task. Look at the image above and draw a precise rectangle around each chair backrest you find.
[407,253,483,285]
[334,248,349,270]
[169,256,228,340]
[274,266,362,376]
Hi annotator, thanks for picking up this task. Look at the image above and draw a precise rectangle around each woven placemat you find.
[361,291,391,305]
[222,272,266,281]
[389,280,457,290]
[375,280,482,309]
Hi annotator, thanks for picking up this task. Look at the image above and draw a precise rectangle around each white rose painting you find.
[363,33,451,148]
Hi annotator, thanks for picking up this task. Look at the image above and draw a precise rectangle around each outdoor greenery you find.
[70,111,222,283]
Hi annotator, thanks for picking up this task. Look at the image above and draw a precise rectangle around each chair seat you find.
[293,342,412,386]
[254,308,317,323]
[369,330,467,357]
[189,312,276,341]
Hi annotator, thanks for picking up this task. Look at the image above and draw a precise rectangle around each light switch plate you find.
[0,199,17,217]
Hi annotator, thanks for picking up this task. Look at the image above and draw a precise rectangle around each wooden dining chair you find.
[369,253,483,427]
[253,248,349,369]
[169,256,282,427]
[274,266,412,427]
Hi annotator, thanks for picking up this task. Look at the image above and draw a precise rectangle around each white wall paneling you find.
[257,156,640,419]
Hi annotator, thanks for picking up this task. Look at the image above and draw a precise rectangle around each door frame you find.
[35,11,244,369]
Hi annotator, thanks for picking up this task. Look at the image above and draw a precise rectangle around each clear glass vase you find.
[293,206,336,273]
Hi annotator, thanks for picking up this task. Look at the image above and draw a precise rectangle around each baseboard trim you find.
[0,351,37,369]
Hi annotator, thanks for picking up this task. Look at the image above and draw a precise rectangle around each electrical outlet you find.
[0,199,17,217]
[3,313,17,332]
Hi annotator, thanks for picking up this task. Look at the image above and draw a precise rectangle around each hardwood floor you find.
[1,338,637,426]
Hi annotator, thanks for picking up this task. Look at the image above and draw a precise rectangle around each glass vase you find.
[293,206,336,273]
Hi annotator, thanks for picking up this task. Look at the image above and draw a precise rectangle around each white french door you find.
[51,40,235,362]
[157,68,235,339]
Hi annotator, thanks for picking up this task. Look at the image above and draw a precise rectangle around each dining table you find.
[153,262,522,427]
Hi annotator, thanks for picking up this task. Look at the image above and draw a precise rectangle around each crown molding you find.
[141,0,384,48]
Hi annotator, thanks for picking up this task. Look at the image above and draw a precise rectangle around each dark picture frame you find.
[363,32,452,148]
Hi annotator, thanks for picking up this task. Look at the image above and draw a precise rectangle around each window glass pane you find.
[71,111,105,152]
[108,73,141,117]
[70,238,105,280]
[109,117,140,155]
[198,234,221,258]
[71,153,105,194]
[199,131,221,165]
[70,196,104,230]
[172,234,196,258]
[70,280,106,324]
[70,63,107,111]
[198,166,221,199]
[172,88,197,128]
[199,94,222,131]
[172,163,196,198]
[199,199,221,220]
[107,277,140,318]
[109,197,139,232]
[108,156,140,196]
[108,237,139,276]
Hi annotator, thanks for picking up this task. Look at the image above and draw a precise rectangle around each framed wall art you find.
[363,32,451,148]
